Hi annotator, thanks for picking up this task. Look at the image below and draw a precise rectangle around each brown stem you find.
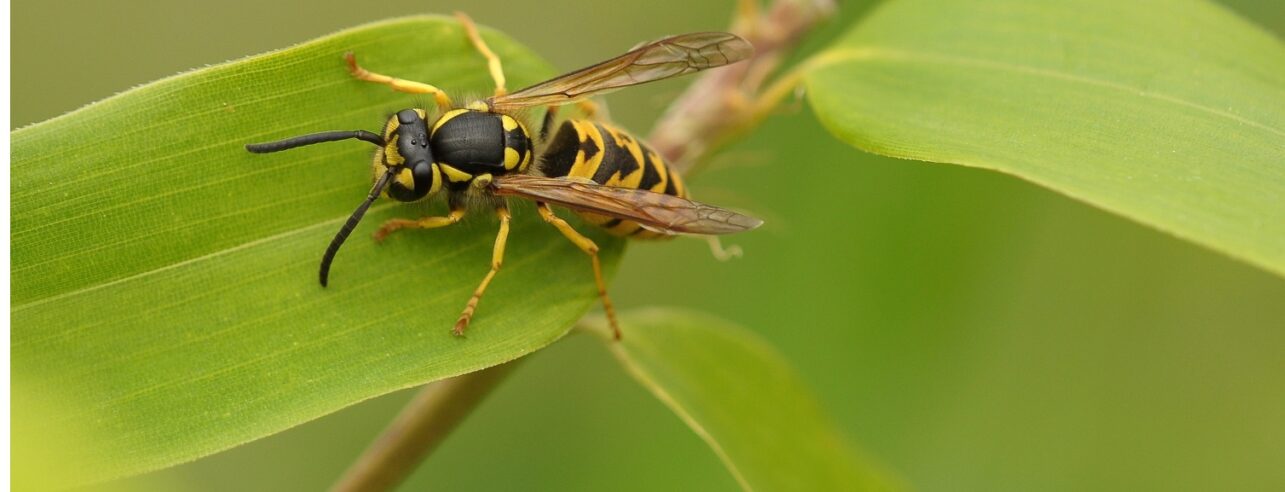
[648,0,836,175]
[328,361,520,492]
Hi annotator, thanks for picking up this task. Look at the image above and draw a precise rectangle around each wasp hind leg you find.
[575,100,602,120]
[455,12,507,97]
[704,235,744,261]
[536,101,602,142]
[536,202,622,340]
[734,0,761,35]
[344,52,453,112]
[539,105,559,142]
[454,205,512,336]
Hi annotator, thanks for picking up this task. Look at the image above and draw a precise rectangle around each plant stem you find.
[649,0,836,174]
[328,361,520,492]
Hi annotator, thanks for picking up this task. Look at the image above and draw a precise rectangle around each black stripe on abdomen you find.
[538,120,581,178]
[590,124,641,185]
[637,150,662,191]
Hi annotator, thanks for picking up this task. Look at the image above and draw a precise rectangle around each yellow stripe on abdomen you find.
[538,120,687,239]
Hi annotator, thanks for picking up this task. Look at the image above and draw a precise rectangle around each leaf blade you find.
[805,0,1285,276]
[587,309,902,492]
[12,16,622,484]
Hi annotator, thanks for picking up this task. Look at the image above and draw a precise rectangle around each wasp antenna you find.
[245,130,384,153]
[320,170,395,287]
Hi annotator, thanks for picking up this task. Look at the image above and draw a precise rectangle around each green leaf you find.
[804,0,1285,276]
[11,16,622,485]
[583,309,902,492]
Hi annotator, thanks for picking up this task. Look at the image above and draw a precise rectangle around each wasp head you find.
[376,108,442,202]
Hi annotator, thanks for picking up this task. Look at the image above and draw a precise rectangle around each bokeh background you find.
[13,1,1285,490]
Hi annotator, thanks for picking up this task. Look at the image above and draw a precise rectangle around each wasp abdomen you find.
[539,120,687,238]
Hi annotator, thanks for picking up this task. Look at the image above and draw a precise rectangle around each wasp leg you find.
[536,202,621,340]
[373,206,466,243]
[455,12,507,97]
[577,100,601,120]
[704,235,744,261]
[344,52,453,112]
[454,205,512,336]
[734,0,761,35]
[539,105,559,142]
[535,96,600,133]
[537,102,599,141]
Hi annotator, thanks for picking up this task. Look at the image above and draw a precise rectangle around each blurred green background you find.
[13,1,1285,490]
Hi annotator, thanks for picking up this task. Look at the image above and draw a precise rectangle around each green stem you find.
[328,361,520,492]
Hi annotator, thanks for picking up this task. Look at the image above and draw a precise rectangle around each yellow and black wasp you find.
[246,14,760,339]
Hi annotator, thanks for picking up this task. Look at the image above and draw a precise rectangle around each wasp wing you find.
[486,32,753,112]
[492,174,761,235]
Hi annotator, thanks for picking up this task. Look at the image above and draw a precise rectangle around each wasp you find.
[246,14,760,339]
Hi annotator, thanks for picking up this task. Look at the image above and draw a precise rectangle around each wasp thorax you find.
[429,109,533,189]
[377,109,441,202]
